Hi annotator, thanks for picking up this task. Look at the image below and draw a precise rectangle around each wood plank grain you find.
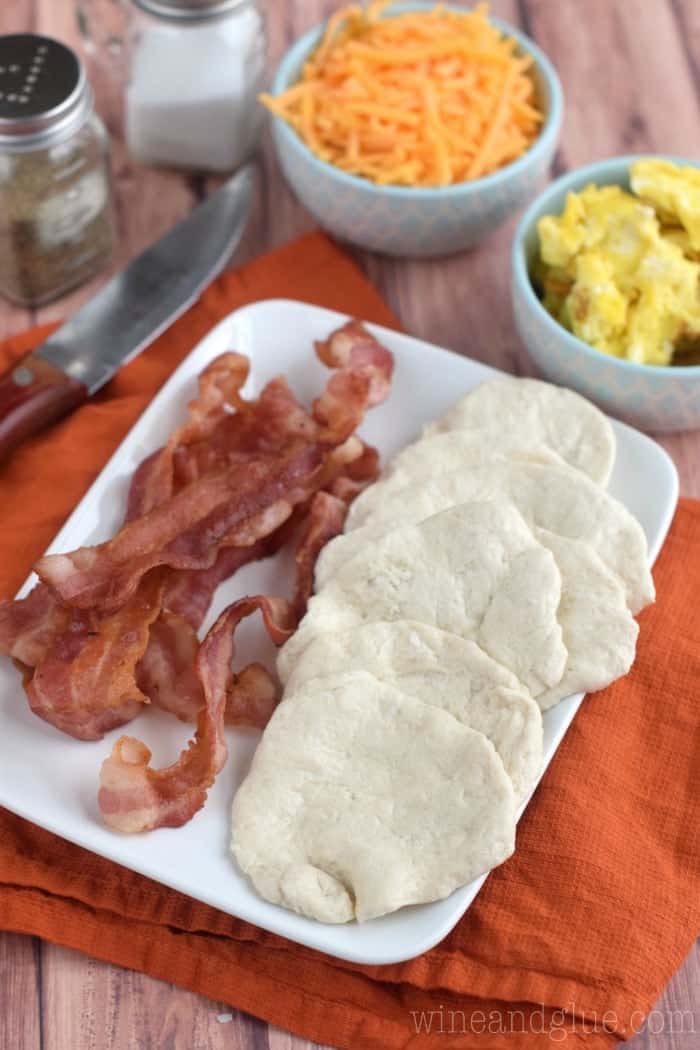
[0,0,36,35]
[39,941,272,1050]
[0,933,42,1050]
[674,0,700,88]
[525,0,700,165]
[625,941,700,1049]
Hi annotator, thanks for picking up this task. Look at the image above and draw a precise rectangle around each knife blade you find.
[0,164,253,462]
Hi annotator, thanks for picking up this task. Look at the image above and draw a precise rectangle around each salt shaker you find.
[0,34,116,307]
[78,0,267,173]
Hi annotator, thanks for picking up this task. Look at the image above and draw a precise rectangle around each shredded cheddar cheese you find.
[261,1,544,188]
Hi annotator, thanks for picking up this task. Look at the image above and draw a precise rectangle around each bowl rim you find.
[269,1,564,199]
[512,153,700,376]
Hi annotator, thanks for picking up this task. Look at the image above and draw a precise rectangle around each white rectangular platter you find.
[0,299,679,966]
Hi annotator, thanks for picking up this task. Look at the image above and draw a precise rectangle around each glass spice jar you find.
[0,34,116,307]
[77,0,267,174]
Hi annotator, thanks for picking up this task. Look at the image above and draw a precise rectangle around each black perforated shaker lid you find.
[0,35,92,147]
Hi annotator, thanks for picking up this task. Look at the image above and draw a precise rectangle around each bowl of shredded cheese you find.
[512,155,700,432]
[264,1,563,257]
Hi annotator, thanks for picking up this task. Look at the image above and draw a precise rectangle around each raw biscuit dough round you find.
[278,499,567,698]
[284,619,543,802]
[319,459,653,614]
[231,672,517,923]
[424,376,616,486]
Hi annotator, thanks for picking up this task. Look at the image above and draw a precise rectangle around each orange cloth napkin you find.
[0,233,698,1050]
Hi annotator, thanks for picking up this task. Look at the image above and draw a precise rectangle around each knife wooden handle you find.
[0,353,88,462]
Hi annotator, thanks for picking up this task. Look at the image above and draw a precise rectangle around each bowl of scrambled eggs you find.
[512,155,700,432]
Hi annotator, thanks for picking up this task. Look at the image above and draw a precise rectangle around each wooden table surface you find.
[1,1,698,1048]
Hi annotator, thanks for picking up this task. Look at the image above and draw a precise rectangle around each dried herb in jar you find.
[0,34,116,307]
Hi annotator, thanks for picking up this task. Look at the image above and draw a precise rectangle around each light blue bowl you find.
[512,155,700,433]
[269,3,563,258]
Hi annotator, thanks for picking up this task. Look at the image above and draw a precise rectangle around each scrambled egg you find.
[536,160,700,365]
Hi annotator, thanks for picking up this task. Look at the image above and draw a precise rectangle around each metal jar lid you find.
[130,0,250,22]
[0,35,92,149]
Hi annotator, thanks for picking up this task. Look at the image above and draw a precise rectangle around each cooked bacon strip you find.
[98,600,233,832]
[146,437,373,638]
[292,491,347,619]
[186,351,249,426]
[162,543,270,630]
[0,581,161,738]
[225,660,279,728]
[218,495,349,723]
[98,595,296,832]
[312,320,394,439]
[137,609,279,727]
[38,437,374,616]
[125,450,167,524]
[37,443,327,612]
[325,441,380,505]
[0,583,82,667]
[139,495,341,725]
[315,320,394,402]
[0,483,345,704]
[138,530,292,723]
[223,595,296,726]
[25,576,164,740]
[134,373,316,510]
[37,325,392,613]
[137,325,389,505]
[126,352,250,521]
[136,612,204,723]
[173,377,317,488]
[0,546,278,733]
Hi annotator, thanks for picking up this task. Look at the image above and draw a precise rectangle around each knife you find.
[0,164,253,462]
